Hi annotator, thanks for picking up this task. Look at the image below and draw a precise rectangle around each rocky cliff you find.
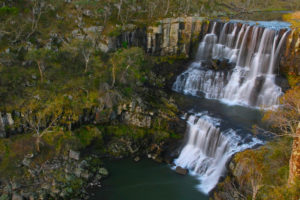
[288,123,300,185]
[99,17,209,57]
[283,28,300,75]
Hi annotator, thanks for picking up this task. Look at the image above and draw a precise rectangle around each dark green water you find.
[89,159,208,200]
[89,94,263,200]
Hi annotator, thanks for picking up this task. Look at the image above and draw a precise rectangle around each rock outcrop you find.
[98,17,209,58]
[283,28,300,75]
[288,123,300,185]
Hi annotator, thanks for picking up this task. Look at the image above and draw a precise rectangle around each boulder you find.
[98,168,108,176]
[69,150,80,160]
[74,168,82,178]
[175,166,188,175]
[81,171,90,180]
[22,158,31,167]
[134,156,140,162]
[6,113,14,126]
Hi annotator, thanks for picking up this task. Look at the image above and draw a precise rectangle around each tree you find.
[19,90,63,152]
[26,48,54,82]
[110,47,145,87]
[263,86,300,186]
[26,0,47,39]
[64,39,94,72]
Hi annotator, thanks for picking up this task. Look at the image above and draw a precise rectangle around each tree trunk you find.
[288,122,300,186]
[111,63,116,87]
[36,136,40,152]
[68,123,72,131]
[37,61,43,82]
[164,0,170,16]
[85,60,89,72]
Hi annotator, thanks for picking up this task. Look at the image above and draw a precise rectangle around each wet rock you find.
[69,150,80,160]
[134,156,140,162]
[98,168,108,177]
[175,166,188,175]
[275,75,290,92]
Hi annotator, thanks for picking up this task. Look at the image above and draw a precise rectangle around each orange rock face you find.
[288,123,300,185]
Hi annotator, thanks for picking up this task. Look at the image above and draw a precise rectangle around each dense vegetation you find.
[0,0,299,199]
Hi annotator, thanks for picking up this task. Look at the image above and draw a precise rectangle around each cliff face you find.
[99,17,209,58]
[288,123,300,185]
[283,29,300,75]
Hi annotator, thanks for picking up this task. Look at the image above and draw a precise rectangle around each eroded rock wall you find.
[100,17,209,58]
[283,29,300,75]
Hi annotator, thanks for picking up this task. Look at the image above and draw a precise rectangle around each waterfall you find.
[173,21,290,108]
[174,113,263,193]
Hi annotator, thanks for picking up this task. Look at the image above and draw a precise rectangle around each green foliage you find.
[230,137,298,200]
[74,126,103,147]
[0,6,18,17]
[110,47,146,87]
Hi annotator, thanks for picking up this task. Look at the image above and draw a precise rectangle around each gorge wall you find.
[1,17,299,137]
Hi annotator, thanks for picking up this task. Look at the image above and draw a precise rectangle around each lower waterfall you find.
[174,112,263,193]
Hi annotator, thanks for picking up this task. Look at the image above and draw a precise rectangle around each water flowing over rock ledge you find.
[173,20,291,108]
[174,112,263,193]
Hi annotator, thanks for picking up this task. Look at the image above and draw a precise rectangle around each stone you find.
[98,168,108,176]
[22,158,31,167]
[12,193,24,200]
[134,156,140,162]
[25,153,34,159]
[41,183,51,190]
[51,188,60,195]
[69,150,80,160]
[29,195,36,200]
[0,113,6,138]
[6,113,14,126]
[175,166,188,175]
[81,171,90,180]
[11,182,20,190]
[74,168,82,177]
[79,160,88,169]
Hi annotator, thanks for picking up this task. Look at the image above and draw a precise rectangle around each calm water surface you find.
[89,159,208,200]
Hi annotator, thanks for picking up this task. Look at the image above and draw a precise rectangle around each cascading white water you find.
[173,21,290,108]
[174,113,263,193]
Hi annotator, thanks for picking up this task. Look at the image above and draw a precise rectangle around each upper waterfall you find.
[173,21,290,108]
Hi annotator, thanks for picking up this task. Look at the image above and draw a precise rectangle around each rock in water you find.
[98,168,109,176]
[175,166,188,175]
[134,156,140,162]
